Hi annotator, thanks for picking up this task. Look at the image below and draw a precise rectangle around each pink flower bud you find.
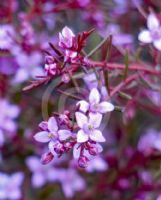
[78,156,89,168]
[54,142,65,154]
[89,146,98,156]
[38,121,48,131]
[40,152,54,165]
[45,55,54,64]
[64,142,73,150]
[62,73,70,83]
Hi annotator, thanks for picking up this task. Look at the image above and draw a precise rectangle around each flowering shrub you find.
[1,0,161,199]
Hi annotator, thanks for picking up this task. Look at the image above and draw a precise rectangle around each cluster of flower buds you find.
[34,87,114,167]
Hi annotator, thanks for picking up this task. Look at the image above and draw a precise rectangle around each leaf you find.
[49,42,63,56]
[123,49,129,80]
[22,76,52,91]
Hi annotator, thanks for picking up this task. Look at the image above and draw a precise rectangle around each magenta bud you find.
[78,156,88,168]
[62,73,70,83]
[54,143,65,154]
[64,110,70,117]
[89,146,98,156]
[45,55,54,64]
[40,152,54,165]
[64,142,72,150]
[38,121,48,131]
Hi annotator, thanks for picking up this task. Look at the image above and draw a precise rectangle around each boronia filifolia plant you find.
[2,0,161,199]
[24,25,161,168]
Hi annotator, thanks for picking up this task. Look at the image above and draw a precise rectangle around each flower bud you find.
[54,142,65,154]
[39,121,48,131]
[89,146,98,156]
[40,152,54,165]
[62,73,70,83]
[45,55,54,64]
[78,156,88,168]
[64,142,73,150]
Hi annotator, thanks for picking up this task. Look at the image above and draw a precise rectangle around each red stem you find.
[84,59,161,76]
[108,74,139,98]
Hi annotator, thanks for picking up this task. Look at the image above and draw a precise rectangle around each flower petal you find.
[0,130,4,146]
[26,156,41,171]
[48,117,58,132]
[8,189,22,200]
[89,113,102,128]
[77,130,89,143]
[62,26,75,38]
[65,50,77,59]
[90,130,106,142]
[98,102,114,113]
[95,143,103,153]
[153,39,161,51]
[147,13,160,30]
[32,172,46,188]
[48,140,57,155]
[75,112,88,128]
[58,130,72,141]
[10,172,24,186]
[89,88,100,104]
[34,131,50,143]
[76,100,89,113]
[138,30,152,43]
[73,143,81,159]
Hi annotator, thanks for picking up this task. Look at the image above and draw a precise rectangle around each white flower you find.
[75,112,105,143]
[138,13,161,50]
[77,88,114,114]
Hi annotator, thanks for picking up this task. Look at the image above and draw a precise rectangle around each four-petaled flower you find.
[138,13,161,50]
[34,117,72,154]
[77,88,114,113]
[0,172,24,200]
[75,112,105,143]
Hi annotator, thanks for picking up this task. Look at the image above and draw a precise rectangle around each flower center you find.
[48,132,57,139]
[83,123,94,134]
[90,103,99,112]
[88,124,94,130]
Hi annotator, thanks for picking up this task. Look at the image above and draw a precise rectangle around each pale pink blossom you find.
[138,13,161,50]
[58,169,85,198]
[77,88,114,114]
[86,156,108,172]
[0,172,24,200]
[75,112,105,143]
[34,117,72,154]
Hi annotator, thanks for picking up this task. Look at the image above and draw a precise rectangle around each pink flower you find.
[0,24,15,50]
[86,156,108,172]
[59,26,75,48]
[58,169,85,198]
[77,88,114,113]
[26,156,60,188]
[138,129,161,155]
[0,99,20,142]
[138,13,161,50]
[34,117,72,154]
[0,172,24,200]
[157,195,161,200]
[75,112,105,143]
